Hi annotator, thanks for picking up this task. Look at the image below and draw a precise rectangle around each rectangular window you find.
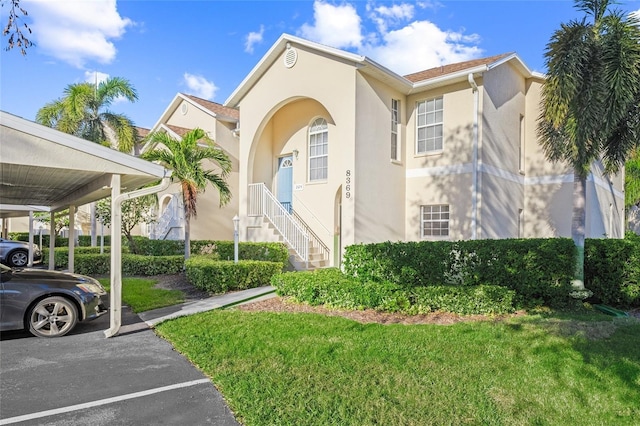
[519,114,525,172]
[391,99,400,161]
[421,204,449,237]
[309,126,328,181]
[416,97,443,154]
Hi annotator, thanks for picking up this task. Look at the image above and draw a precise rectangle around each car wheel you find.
[28,296,78,338]
[9,249,28,267]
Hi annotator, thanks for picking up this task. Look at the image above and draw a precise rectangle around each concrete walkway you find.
[138,285,276,327]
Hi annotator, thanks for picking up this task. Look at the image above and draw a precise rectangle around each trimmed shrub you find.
[343,238,575,308]
[42,247,124,269]
[585,237,640,308]
[72,254,184,276]
[407,285,516,315]
[186,256,283,294]
[271,268,516,315]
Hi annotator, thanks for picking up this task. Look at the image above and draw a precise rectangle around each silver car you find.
[0,237,42,267]
[0,263,108,337]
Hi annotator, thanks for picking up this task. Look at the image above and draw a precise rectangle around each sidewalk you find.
[138,285,277,327]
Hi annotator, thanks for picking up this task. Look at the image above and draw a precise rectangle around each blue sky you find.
[2,0,640,129]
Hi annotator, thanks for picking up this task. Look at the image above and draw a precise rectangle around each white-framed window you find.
[416,97,443,154]
[421,204,449,237]
[391,99,400,161]
[309,118,328,181]
[519,114,525,172]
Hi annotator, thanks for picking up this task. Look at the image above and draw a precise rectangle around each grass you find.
[156,309,640,426]
[98,277,185,313]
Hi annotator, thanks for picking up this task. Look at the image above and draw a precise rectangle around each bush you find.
[186,256,283,294]
[408,285,516,315]
[72,254,184,276]
[343,239,575,308]
[42,247,124,269]
[272,268,516,315]
[585,237,640,308]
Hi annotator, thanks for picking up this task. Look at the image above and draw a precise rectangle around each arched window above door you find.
[309,118,328,181]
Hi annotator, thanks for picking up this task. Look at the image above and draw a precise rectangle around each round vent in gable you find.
[180,103,188,115]
[284,45,298,68]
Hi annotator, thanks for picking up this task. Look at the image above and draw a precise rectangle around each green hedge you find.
[42,247,126,269]
[11,233,113,247]
[271,268,516,315]
[185,256,283,294]
[585,237,640,308]
[343,239,575,308]
[72,254,184,276]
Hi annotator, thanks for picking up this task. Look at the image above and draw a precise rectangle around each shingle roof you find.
[403,53,514,83]
[182,94,239,120]
[134,126,150,140]
[165,124,191,137]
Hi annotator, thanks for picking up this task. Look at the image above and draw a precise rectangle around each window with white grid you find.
[416,97,443,154]
[309,118,328,181]
[421,204,449,237]
[391,99,400,161]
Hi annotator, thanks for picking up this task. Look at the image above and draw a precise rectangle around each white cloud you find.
[368,3,414,33]
[24,0,132,68]
[245,25,265,53]
[299,1,363,49]
[297,1,482,76]
[84,70,110,85]
[183,73,218,100]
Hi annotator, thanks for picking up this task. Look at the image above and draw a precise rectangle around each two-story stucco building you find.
[139,33,626,268]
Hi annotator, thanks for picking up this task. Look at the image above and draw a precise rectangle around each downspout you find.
[104,175,171,338]
[468,73,479,240]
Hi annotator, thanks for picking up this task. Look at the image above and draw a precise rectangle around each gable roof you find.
[225,34,543,106]
[403,53,514,83]
[182,94,239,120]
[149,93,239,136]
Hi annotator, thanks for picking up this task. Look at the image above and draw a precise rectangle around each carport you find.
[0,111,171,337]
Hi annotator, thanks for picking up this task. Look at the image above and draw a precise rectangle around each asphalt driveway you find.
[0,304,239,425]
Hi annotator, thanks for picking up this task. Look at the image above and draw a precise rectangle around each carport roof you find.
[0,111,170,219]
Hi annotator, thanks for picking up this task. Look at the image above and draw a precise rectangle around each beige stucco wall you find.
[404,81,476,241]
[152,98,240,242]
[237,44,358,259]
[352,73,406,243]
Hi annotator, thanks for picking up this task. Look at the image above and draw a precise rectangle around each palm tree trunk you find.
[184,216,191,261]
[571,169,586,290]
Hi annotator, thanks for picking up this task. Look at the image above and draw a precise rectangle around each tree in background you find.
[2,0,33,55]
[36,76,140,246]
[537,0,640,290]
[626,148,640,212]
[36,77,139,153]
[142,128,232,260]
[95,196,157,254]
[34,211,70,236]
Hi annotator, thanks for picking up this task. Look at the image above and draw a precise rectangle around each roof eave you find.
[407,65,489,94]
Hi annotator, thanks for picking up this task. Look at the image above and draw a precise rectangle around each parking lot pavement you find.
[0,305,239,426]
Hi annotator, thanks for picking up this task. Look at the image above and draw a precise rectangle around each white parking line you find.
[0,378,211,425]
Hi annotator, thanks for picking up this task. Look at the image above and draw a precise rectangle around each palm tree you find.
[36,76,139,152]
[36,76,140,246]
[537,0,640,290]
[142,128,232,260]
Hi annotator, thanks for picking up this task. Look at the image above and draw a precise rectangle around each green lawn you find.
[156,310,640,426]
[98,277,185,313]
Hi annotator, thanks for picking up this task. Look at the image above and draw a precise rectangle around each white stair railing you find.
[151,196,183,240]
[248,183,309,263]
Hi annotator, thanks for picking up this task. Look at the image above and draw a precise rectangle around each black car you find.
[0,237,42,267]
[0,264,108,337]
